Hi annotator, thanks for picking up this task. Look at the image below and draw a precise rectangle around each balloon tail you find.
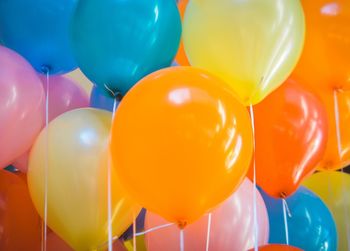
[134,223,174,237]
[205,213,212,251]
[249,105,259,251]
[180,229,185,251]
[282,198,290,245]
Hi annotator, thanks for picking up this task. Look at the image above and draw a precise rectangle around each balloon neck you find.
[177,220,187,229]
[280,192,287,199]
[40,65,51,75]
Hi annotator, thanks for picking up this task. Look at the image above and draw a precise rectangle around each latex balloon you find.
[145,179,269,251]
[110,67,253,226]
[294,0,350,91]
[0,0,77,74]
[183,0,305,105]
[0,46,45,169]
[303,171,350,251]
[120,209,146,241]
[90,86,118,112]
[175,0,190,66]
[260,187,337,251]
[0,170,41,251]
[247,78,328,198]
[28,108,140,250]
[13,75,89,172]
[249,244,303,251]
[71,0,181,95]
[65,68,93,95]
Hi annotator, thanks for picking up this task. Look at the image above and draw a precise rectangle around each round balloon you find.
[249,244,303,251]
[0,0,77,74]
[183,0,305,105]
[28,108,140,250]
[110,67,253,226]
[90,86,118,112]
[303,171,350,251]
[0,46,45,169]
[145,179,269,251]
[248,78,328,198]
[174,0,190,66]
[71,0,181,95]
[260,187,337,251]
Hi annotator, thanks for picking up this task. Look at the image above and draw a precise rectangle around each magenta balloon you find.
[12,75,89,172]
[0,46,45,168]
[145,179,269,251]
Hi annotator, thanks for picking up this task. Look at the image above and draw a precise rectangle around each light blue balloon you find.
[0,0,77,74]
[90,86,118,112]
[260,186,338,251]
[70,0,181,95]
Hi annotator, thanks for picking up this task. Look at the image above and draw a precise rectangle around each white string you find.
[282,199,290,245]
[249,105,259,251]
[135,223,174,237]
[133,215,137,251]
[205,213,212,251]
[180,229,185,251]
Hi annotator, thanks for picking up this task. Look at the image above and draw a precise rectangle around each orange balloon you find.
[249,244,303,251]
[294,0,350,91]
[174,0,190,66]
[110,67,253,227]
[0,170,41,251]
[248,78,328,198]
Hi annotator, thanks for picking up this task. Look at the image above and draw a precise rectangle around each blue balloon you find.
[260,187,337,251]
[71,0,181,95]
[0,0,77,74]
[90,86,118,112]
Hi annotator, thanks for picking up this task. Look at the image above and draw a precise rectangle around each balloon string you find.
[282,199,290,245]
[205,213,212,251]
[249,105,259,251]
[134,223,174,237]
[180,229,185,251]
[133,215,137,251]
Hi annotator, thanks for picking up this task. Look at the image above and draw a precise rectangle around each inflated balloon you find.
[294,0,350,91]
[66,68,93,94]
[145,179,269,251]
[71,0,181,95]
[303,171,350,251]
[0,170,41,251]
[0,46,45,169]
[247,78,328,198]
[90,86,118,112]
[0,0,77,74]
[249,244,303,251]
[175,0,190,66]
[13,75,89,172]
[183,0,305,105]
[28,108,140,250]
[120,209,146,241]
[111,67,253,226]
[260,187,337,251]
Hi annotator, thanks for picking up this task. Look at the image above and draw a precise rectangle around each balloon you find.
[260,187,337,251]
[71,0,181,95]
[0,0,77,74]
[65,68,93,95]
[110,66,253,226]
[90,86,118,112]
[120,209,146,241]
[175,0,190,66]
[145,179,269,251]
[28,108,140,250]
[0,46,45,169]
[249,244,303,251]
[303,171,350,251]
[183,0,305,105]
[294,0,350,91]
[13,75,89,172]
[247,78,328,198]
[0,170,41,251]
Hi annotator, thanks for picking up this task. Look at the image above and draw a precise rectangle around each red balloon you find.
[0,170,41,250]
[248,78,328,198]
[249,244,303,251]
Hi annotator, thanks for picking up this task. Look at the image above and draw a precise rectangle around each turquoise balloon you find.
[71,0,181,95]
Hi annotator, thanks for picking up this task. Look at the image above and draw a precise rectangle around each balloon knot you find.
[280,192,287,199]
[177,220,187,229]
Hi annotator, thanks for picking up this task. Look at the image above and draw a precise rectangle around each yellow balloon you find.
[28,108,140,251]
[303,171,350,251]
[183,0,305,105]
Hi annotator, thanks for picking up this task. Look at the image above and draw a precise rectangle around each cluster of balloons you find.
[0,0,350,250]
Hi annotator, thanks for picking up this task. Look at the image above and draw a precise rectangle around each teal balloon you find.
[260,187,337,251]
[0,0,77,74]
[70,0,181,95]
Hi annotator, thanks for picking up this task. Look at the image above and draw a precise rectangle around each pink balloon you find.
[145,179,269,251]
[0,46,45,168]
[12,75,89,172]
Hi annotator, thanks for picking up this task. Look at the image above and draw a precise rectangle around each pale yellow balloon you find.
[65,68,93,95]
[303,171,350,251]
[183,0,305,105]
[28,108,140,251]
